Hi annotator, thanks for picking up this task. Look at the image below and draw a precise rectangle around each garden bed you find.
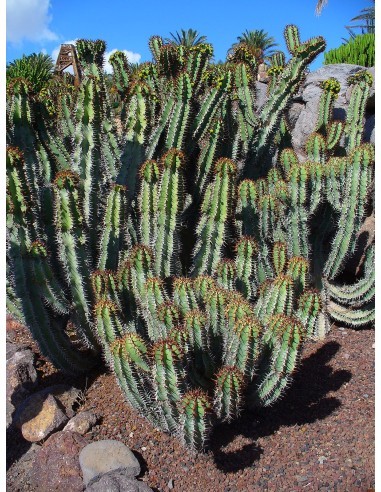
[7,318,375,491]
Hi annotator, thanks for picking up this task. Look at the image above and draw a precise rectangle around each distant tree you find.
[166,29,207,47]
[229,29,278,62]
[315,0,329,16]
[345,0,375,34]
[6,53,54,92]
[316,0,375,28]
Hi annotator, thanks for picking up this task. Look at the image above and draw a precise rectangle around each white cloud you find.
[7,0,58,44]
[104,49,141,73]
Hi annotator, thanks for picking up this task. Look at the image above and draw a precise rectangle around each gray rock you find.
[286,101,304,128]
[80,440,141,486]
[254,81,268,112]
[6,343,37,429]
[364,114,375,144]
[287,64,374,158]
[6,400,15,430]
[85,469,153,492]
[64,410,99,435]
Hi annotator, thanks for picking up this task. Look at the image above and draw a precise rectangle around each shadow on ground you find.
[210,340,352,473]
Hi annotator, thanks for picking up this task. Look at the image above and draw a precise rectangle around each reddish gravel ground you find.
[7,317,375,491]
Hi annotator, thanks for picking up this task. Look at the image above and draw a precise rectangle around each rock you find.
[287,64,374,159]
[6,342,37,429]
[296,474,310,483]
[254,81,268,112]
[364,114,375,144]
[44,384,82,418]
[85,469,153,492]
[64,410,99,435]
[14,393,68,442]
[13,384,81,442]
[79,440,141,486]
[168,478,174,489]
[14,383,81,423]
[6,400,16,430]
[29,431,89,492]
[257,63,269,83]
[20,443,42,462]
[7,443,42,491]
[286,101,304,128]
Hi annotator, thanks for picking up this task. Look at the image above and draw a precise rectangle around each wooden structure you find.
[54,44,81,86]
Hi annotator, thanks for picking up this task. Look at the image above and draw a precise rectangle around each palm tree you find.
[316,0,375,25]
[229,29,278,62]
[315,0,329,16]
[6,53,54,92]
[346,0,375,34]
[166,29,207,47]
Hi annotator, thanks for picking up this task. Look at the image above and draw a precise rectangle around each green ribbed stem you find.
[324,145,374,278]
[236,180,258,238]
[165,72,192,150]
[173,278,198,315]
[315,78,340,134]
[180,390,212,451]
[253,314,304,407]
[184,310,215,382]
[154,149,184,277]
[98,184,128,271]
[109,50,130,95]
[152,339,185,433]
[9,234,97,374]
[235,237,257,299]
[224,315,262,379]
[344,71,373,152]
[53,171,97,349]
[272,242,287,276]
[296,290,321,338]
[214,366,245,421]
[193,158,236,275]
[138,159,160,247]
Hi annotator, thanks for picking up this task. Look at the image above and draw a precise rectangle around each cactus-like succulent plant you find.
[7,28,374,451]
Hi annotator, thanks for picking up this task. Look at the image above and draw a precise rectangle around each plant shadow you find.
[209,340,352,473]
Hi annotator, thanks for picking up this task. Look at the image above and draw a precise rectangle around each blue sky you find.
[6,0,371,71]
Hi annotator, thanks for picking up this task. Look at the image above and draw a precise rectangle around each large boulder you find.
[286,64,375,159]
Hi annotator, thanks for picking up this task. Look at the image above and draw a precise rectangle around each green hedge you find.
[324,33,374,67]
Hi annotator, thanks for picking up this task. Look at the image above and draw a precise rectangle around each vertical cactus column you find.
[154,149,185,277]
[192,158,237,275]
